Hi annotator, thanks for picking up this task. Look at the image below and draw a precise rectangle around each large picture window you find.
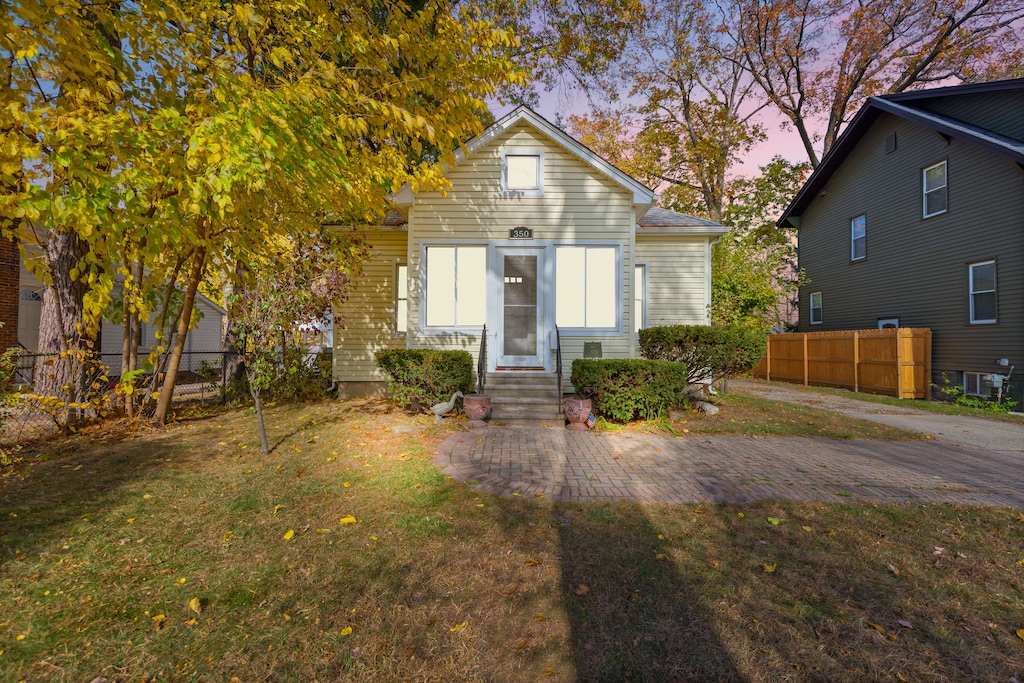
[555,246,618,330]
[923,161,947,218]
[969,260,996,324]
[424,246,486,328]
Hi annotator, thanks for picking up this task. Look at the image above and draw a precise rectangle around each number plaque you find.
[509,226,533,239]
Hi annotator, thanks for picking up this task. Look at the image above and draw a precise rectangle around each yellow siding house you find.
[333,107,727,401]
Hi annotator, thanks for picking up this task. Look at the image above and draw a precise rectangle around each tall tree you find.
[733,0,1024,166]
[3,0,522,424]
[572,0,765,221]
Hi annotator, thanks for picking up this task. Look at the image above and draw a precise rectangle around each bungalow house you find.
[333,106,728,419]
[779,77,1024,406]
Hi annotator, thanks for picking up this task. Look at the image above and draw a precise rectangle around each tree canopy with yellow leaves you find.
[2,0,522,423]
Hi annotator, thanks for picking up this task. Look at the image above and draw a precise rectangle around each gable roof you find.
[778,77,1024,228]
[393,106,658,211]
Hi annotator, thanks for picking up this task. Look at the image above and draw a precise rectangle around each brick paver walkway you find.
[436,428,1024,506]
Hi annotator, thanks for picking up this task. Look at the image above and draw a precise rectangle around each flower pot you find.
[564,397,592,431]
[463,394,491,428]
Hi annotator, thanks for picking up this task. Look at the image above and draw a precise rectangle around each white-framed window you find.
[850,214,866,261]
[963,371,994,397]
[634,262,648,334]
[555,245,620,331]
[19,290,42,301]
[394,262,408,335]
[809,291,823,325]
[501,151,544,196]
[923,160,947,218]
[423,246,486,329]
[877,318,899,329]
[969,260,996,324]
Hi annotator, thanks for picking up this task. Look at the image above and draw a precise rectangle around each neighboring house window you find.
[850,214,866,261]
[634,263,648,334]
[963,371,994,398]
[394,263,408,334]
[19,290,42,301]
[809,291,823,325]
[877,318,899,329]
[555,246,618,330]
[424,246,486,328]
[969,260,996,324]
[923,161,947,218]
[501,152,544,195]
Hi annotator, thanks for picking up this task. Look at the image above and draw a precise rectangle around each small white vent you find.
[885,133,897,154]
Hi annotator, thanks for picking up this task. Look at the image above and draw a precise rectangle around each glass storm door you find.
[497,248,544,368]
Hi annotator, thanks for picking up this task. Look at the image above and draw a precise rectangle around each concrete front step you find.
[482,371,564,422]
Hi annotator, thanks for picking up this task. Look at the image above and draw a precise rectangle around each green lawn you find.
[1,400,1022,681]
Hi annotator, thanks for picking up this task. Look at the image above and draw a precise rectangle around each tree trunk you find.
[35,229,92,410]
[154,220,207,424]
[222,260,246,384]
[252,383,270,455]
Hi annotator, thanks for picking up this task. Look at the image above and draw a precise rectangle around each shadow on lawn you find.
[554,501,746,682]
[0,433,179,561]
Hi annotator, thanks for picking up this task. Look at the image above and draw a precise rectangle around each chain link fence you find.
[2,350,235,447]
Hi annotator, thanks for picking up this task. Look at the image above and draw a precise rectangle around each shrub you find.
[639,324,766,386]
[375,349,474,408]
[570,358,689,422]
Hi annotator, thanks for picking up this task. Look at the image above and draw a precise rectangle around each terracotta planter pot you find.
[463,394,491,427]
[564,397,592,431]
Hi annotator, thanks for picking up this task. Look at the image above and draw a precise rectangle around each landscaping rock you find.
[695,401,719,416]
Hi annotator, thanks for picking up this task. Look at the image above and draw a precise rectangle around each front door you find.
[496,247,545,368]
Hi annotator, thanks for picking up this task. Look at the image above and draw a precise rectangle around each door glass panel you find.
[503,254,537,356]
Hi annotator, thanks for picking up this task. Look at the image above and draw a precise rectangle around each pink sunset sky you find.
[493,85,811,178]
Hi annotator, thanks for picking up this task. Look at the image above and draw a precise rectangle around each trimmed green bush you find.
[374,349,474,408]
[570,358,689,422]
[639,324,766,385]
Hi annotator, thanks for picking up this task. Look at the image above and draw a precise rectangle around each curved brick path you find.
[436,428,1024,506]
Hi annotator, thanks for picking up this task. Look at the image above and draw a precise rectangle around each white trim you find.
[968,259,996,324]
[494,246,547,368]
[418,243,489,334]
[809,291,823,325]
[922,160,948,218]
[500,150,545,197]
[850,214,866,261]
[553,241,625,336]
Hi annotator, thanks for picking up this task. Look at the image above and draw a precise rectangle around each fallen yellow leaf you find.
[524,558,539,566]
[223,531,233,541]
[762,563,777,573]
[126,518,136,525]
[152,614,166,621]
[338,515,357,525]
[273,505,284,515]
[283,529,295,540]
[767,517,781,526]
[533,613,547,621]
[1016,628,1024,642]
[340,626,353,636]
[802,526,812,532]
[184,618,198,626]
[656,553,668,559]
[534,493,546,499]
[15,635,24,641]
[176,578,186,585]
[449,621,467,632]
[343,482,351,488]
[189,597,203,615]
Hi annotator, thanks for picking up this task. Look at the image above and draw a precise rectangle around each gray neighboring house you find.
[779,77,1024,406]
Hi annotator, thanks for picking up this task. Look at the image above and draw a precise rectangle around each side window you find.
[923,161,947,218]
[394,263,408,335]
[969,260,996,324]
[809,291,823,325]
[634,263,647,334]
[850,214,866,261]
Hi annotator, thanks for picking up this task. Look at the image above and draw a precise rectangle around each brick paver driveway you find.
[436,428,1024,506]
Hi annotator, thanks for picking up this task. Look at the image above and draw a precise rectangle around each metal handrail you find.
[477,325,486,394]
[554,326,563,414]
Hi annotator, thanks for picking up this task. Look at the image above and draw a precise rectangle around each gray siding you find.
[917,90,1024,142]
[797,111,1024,401]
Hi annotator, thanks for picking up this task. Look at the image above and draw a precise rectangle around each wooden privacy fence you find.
[751,328,932,399]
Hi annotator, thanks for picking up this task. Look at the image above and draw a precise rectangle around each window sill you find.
[557,328,623,337]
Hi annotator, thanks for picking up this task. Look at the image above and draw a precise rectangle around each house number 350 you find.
[509,227,533,239]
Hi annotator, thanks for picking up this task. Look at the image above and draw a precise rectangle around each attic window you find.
[502,152,544,196]
[885,133,897,154]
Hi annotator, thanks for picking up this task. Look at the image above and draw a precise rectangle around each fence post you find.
[802,333,809,386]
[896,328,905,399]
[222,350,228,405]
[853,331,859,393]
[766,336,772,381]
